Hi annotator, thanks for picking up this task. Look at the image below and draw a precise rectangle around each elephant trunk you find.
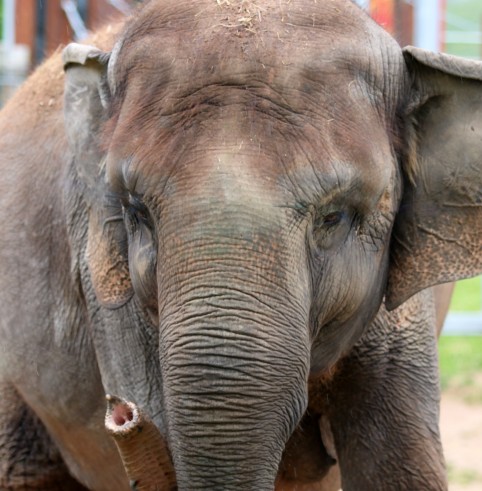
[158,260,311,489]
[160,320,309,490]
[156,159,313,489]
[105,395,176,491]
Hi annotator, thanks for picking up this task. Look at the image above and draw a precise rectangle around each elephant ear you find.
[63,43,133,309]
[386,47,482,310]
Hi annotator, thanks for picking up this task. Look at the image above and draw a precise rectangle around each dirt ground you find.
[441,390,482,490]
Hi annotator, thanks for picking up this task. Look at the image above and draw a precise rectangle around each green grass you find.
[439,336,482,400]
[447,464,482,486]
[450,277,482,312]
[446,0,482,59]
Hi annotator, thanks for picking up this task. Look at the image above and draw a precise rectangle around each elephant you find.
[0,0,481,490]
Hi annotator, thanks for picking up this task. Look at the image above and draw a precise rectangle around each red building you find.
[369,0,414,47]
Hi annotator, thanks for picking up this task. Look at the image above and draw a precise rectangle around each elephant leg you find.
[0,383,88,491]
[325,291,447,491]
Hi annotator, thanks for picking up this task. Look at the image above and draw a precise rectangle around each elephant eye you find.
[311,209,352,252]
[322,211,344,228]
[314,210,345,231]
[123,195,152,233]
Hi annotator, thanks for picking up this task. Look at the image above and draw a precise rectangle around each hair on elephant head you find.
[59,1,481,489]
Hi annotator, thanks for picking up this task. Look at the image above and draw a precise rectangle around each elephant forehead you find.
[108,105,396,213]
[108,0,404,111]
[105,0,403,202]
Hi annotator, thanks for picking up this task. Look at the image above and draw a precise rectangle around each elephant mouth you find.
[105,395,177,490]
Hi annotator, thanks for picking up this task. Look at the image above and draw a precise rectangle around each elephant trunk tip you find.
[104,395,177,491]
[105,394,139,435]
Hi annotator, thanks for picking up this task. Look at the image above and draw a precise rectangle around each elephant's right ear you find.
[386,48,482,310]
[63,44,133,309]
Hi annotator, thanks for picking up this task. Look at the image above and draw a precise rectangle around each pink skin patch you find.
[112,402,134,426]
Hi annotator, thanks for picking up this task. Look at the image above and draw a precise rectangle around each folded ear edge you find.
[62,43,109,69]
[403,46,482,82]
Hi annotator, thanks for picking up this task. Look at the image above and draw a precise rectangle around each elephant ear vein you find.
[415,225,472,255]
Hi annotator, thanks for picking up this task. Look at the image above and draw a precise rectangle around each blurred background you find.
[0,0,140,104]
[0,0,481,489]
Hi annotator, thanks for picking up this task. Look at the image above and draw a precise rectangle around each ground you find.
[441,382,482,490]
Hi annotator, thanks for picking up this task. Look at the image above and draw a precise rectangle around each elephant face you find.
[87,0,404,364]
[62,0,482,488]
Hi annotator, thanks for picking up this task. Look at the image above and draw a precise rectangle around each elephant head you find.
[62,0,482,489]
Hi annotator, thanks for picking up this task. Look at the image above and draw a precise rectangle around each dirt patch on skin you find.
[215,0,266,31]
[440,390,482,490]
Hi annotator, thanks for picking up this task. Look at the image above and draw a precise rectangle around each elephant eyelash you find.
[105,190,152,227]
[105,190,126,211]
[123,205,143,231]
[125,198,151,226]
[278,202,311,217]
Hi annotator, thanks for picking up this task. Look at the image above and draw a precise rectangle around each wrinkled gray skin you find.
[1,1,481,490]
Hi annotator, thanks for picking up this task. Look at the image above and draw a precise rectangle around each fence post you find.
[413,0,444,51]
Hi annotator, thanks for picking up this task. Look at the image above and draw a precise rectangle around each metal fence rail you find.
[443,313,482,335]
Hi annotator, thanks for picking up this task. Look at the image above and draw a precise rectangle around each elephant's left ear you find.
[63,43,110,191]
[386,47,482,310]
[63,44,134,309]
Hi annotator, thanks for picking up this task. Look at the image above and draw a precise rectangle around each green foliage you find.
[450,277,482,312]
[439,336,482,401]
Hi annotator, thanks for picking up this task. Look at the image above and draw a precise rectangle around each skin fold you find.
[0,1,480,490]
